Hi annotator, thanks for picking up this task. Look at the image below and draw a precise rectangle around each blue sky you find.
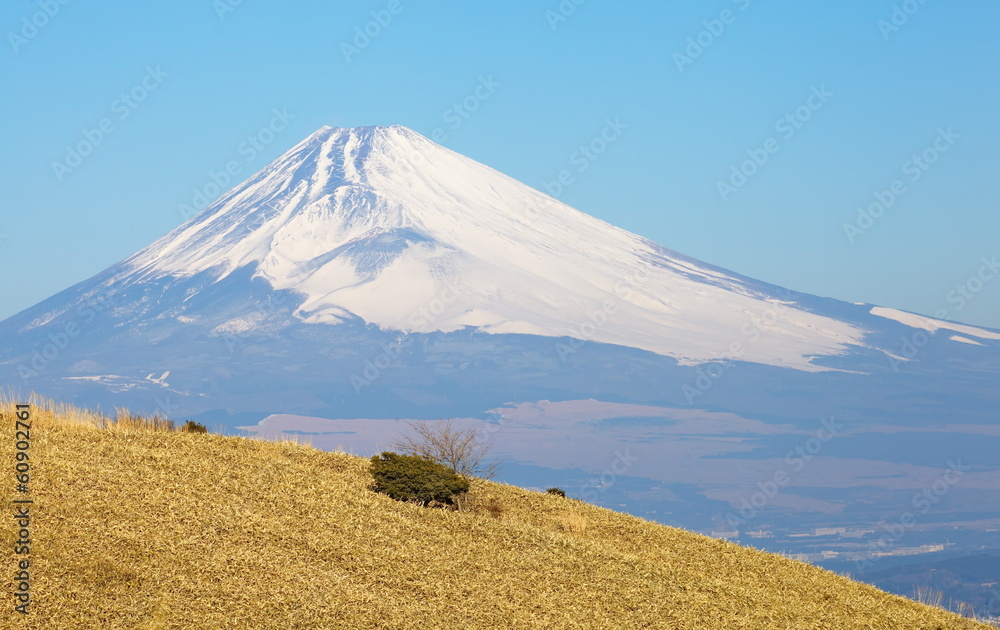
[3,0,999,327]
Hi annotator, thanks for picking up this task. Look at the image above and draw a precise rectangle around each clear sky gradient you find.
[3,1,999,328]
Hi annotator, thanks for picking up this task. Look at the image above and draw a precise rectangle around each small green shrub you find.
[180,420,209,434]
[546,487,567,498]
[370,451,470,507]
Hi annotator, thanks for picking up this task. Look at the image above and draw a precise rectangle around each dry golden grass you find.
[0,395,991,629]
[555,510,589,534]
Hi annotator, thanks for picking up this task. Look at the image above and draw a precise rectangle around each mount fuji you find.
[3,125,999,551]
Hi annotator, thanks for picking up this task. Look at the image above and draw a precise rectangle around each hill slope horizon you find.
[2,396,991,629]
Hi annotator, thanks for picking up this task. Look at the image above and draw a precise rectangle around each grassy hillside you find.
[1,397,991,629]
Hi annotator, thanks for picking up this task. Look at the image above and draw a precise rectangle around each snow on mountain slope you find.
[55,125,870,370]
[870,306,1000,341]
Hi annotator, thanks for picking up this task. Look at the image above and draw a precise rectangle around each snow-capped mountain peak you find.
[58,125,875,369]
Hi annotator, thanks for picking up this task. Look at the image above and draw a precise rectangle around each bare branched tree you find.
[393,419,500,480]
